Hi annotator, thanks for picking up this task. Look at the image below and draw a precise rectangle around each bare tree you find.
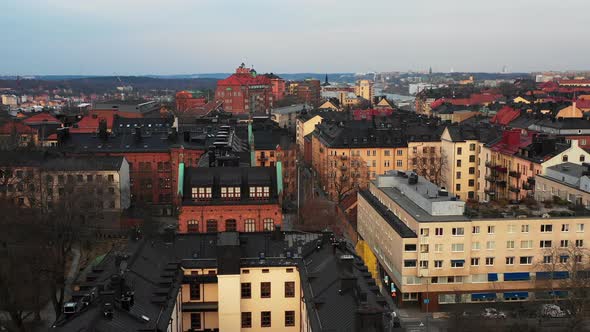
[536,242,590,328]
[326,154,369,203]
[410,149,447,186]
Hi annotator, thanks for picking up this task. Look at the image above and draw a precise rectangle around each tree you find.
[536,243,590,329]
[298,198,340,233]
[326,154,369,203]
[410,148,447,186]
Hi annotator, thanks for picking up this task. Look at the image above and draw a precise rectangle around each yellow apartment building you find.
[357,172,589,312]
[354,80,374,102]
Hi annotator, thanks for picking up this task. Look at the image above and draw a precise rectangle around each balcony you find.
[485,161,495,168]
[527,177,535,185]
[484,189,496,196]
[509,171,521,178]
[485,176,496,183]
[495,166,508,173]
[509,186,520,193]
[523,183,533,191]
[340,155,348,161]
[497,180,507,188]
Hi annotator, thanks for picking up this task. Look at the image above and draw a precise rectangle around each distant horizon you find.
[2,0,590,75]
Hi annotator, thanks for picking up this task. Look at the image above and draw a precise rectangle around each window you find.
[469,167,475,175]
[108,174,114,182]
[261,282,271,298]
[560,240,569,248]
[404,260,417,268]
[404,244,417,252]
[221,186,241,198]
[472,242,481,250]
[468,179,475,187]
[420,244,429,253]
[576,239,584,247]
[485,257,495,266]
[559,255,569,263]
[506,257,515,265]
[192,187,212,199]
[562,155,568,162]
[577,223,585,232]
[285,311,295,327]
[520,256,533,265]
[225,219,237,232]
[543,256,552,264]
[245,219,256,232]
[434,260,443,268]
[451,260,465,268]
[396,160,403,167]
[420,260,429,268]
[457,160,462,167]
[384,150,391,156]
[187,220,199,233]
[471,258,480,266]
[521,224,530,233]
[472,226,480,234]
[241,283,251,299]
[206,220,218,233]
[241,312,252,328]
[562,224,569,232]
[261,311,271,327]
[451,243,464,252]
[575,255,583,263]
[435,228,443,236]
[456,183,461,191]
[521,240,533,249]
[190,281,200,300]
[263,218,274,231]
[540,240,552,248]
[435,244,443,252]
[420,228,430,237]
[284,282,295,298]
[469,143,476,151]
[452,227,464,236]
[397,149,403,156]
[541,224,553,232]
[486,241,495,250]
[508,224,517,233]
[487,226,495,234]
[469,155,476,162]
[457,147,462,155]
[506,240,515,249]
[191,313,202,330]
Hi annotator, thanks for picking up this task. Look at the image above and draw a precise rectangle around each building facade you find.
[215,64,273,114]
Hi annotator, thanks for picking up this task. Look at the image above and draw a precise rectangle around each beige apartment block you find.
[357,171,589,312]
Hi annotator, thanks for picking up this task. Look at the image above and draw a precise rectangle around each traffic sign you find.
[424,298,430,304]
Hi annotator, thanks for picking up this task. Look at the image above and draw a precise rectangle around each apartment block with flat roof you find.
[357,171,589,312]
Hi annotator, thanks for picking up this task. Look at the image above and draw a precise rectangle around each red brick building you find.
[288,79,321,106]
[178,167,282,233]
[175,91,207,112]
[265,73,286,102]
[215,63,273,114]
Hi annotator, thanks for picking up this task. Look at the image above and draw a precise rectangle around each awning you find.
[488,273,498,281]
[536,271,569,280]
[471,293,496,300]
[451,259,465,264]
[503,292,528,299]
[182,302,219,312]
[504,272,530,281]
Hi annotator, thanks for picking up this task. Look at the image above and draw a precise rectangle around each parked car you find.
[540,304,569,318]
[482,308,506,319]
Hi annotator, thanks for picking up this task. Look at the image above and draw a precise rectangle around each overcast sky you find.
[1,0,589,75]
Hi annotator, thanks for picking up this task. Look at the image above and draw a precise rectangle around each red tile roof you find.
[490,129,536,155]
[490,106,520,126]
[217,73,271,86]
[431,93,502,109]
[575,99,590,109]
[70,110,143,133]
[0,121,36,135]
[23,112,60,125]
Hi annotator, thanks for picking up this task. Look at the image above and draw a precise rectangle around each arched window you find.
[263,218,274,231]
[187,220,199,233]
[225,219,237,232]
[244,219,256,232]
[562,155,568,162]
[206,220,218,233]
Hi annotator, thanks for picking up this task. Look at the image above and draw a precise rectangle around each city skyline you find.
[1,0,590,75]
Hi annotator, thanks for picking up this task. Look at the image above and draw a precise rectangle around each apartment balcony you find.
[523,183,533,191]
[484,189,496,196]
[497,180,507,188]
[340,155,348,161]
[527,177,536,185]
[495,166,508,173]
[485,161,495,168]
[509,186,520,193]
[509,171,521,178]
[485,176,496,183]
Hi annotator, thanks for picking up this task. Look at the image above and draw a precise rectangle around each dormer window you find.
[221,187,241,199]
[250,186,270,199]
[192,187,211,199]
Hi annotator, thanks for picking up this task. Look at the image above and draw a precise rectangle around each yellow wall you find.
[218,274,242,331]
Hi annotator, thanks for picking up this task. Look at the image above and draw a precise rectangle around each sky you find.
[1,0,589,75]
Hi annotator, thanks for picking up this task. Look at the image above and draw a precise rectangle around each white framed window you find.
[521,240,533,249]
[541,224,553,233]
[540,240,552,248]
[507,224,517,233]
[434,260,443,268]
[244,219,256,232]
[451,260,465,268]
[577,224,585,232]
[451,243,464,252]
[420,228,430,237]
[435,244,443,252]
[559,255,569,263]
[485,257,495,266]
[472,226,480,234]
[506,240,515,249]
[560,240,569,248]
[562,224,570,232]
[521,224,530,233]
[452,227,464,236]
[505,257,515,265]
[472,242,481,250]
[487,225,495,234]
[471,257,480,266]
[576,239,584,247]
[543,255,552,264]
[192,187,212,199]
[419,260,429,269]
[520,256,533,265]
[486,241,495,250]
[435,227,443,236]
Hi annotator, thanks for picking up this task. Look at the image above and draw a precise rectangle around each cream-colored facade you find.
[354,80,374,102]
[296,114,323,154]
[441,127,480,200]
[180,266,301,332]
[358,177,590,310]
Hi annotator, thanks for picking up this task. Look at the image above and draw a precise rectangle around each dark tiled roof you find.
[0,151,124,171]
[359,190,417,238]
[59,132,207,153]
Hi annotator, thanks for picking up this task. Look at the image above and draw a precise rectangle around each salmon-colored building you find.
[215,63,273,114]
